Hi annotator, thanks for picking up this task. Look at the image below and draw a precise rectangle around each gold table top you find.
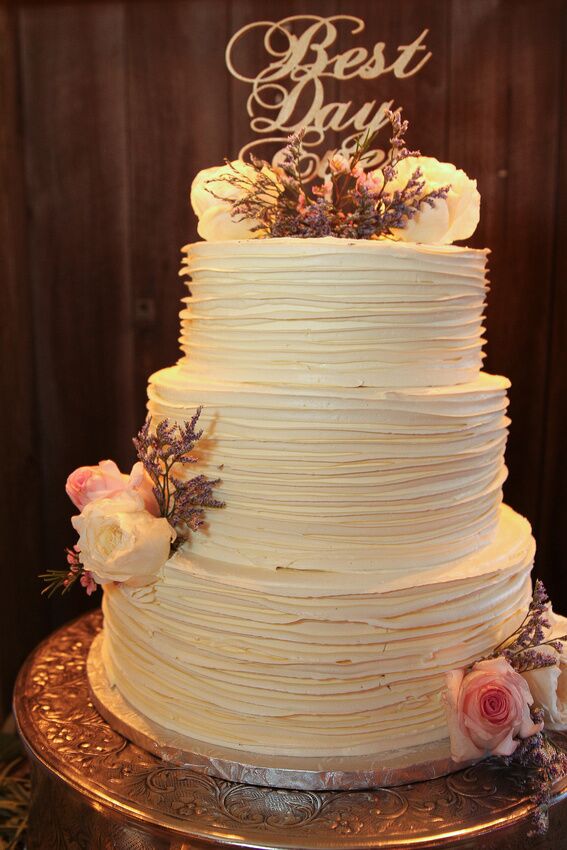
[13,611,567,849]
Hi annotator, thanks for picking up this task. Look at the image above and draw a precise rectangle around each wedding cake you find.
[101,233,534,758]
[56,115,566,777]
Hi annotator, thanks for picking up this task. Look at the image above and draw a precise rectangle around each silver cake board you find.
[87,632,476,791]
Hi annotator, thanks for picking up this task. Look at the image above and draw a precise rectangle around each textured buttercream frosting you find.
[180,238,488,388]
[101,235,534,760]
[147,237,504,575]
[149,370,510,573]
[102,506,534,757]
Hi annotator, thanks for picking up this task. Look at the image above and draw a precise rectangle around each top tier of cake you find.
[179,237,488,389]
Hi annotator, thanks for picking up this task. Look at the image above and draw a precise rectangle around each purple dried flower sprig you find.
[211,109,450,240]
[486,580,567,674]
[503,713,567,835]
[133,410,224,548]
[209,156,285,235]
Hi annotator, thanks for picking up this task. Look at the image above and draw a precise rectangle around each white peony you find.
[388,156,480,245]
[71,492,175,588]
[190,161,253,217]
[190,160,280,242]
[522,612,567,730]
[196,204,259,242]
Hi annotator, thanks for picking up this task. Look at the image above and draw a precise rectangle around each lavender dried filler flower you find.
[485,580,567,675]
[206,109,450,240]
[133,412,224,548]
[504,719,567,835]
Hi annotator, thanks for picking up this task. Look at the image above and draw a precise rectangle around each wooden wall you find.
[1,0,566,713]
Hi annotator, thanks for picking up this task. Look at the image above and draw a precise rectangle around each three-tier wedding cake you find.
[57,114,567,782]
[97,159,535,759]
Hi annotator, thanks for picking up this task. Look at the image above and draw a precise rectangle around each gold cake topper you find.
[226,15,432,179]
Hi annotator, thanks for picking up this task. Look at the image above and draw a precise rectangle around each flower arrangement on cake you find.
[40,410,223,597]
[190,109,480,244]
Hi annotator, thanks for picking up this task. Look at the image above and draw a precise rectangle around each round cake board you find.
[87,632,474,791]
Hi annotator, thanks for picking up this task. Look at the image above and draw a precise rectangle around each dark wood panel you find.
[450,0,563,529]
[496,0,563,529]
[498,0,563,529]
[538,2,567,600]
[447,0,510,250]
[446,0,518,539]
[125,0,231,417]
[18,2,132,626]
[0,4,48,715]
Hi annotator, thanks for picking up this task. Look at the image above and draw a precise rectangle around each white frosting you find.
[149,369,510,574]
[179,238,488,388]
[102,506,534,757]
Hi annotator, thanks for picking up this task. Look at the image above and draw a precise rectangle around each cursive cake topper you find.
[226,15,432,179]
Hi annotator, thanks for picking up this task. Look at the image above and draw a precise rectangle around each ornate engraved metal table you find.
[13,612,567,849]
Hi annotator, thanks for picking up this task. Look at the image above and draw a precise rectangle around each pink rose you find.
[444,657,542,762]
[66,459,158,515]
[66,460,126,510]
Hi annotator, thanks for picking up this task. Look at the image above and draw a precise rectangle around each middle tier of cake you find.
[148,369,510,576]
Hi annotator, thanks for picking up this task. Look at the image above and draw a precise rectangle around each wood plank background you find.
[1,0,566,714]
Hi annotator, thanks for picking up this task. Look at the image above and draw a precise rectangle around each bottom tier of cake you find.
[101,505,534,758]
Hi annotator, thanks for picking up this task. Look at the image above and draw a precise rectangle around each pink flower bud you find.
[79,570,97,596]
[329,153,350,174]
[356,170,384,194]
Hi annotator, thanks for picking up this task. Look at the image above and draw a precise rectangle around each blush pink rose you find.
[66,459,158,515]
[444,657,542,762]
[66,460,126,510]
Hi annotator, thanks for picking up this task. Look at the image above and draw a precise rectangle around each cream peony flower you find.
[71,492,175,587]
[388,156,480,245]
[190,161,254,216]
[196,204,259,242]
[522,613,567,730]
[190,160,280,241]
